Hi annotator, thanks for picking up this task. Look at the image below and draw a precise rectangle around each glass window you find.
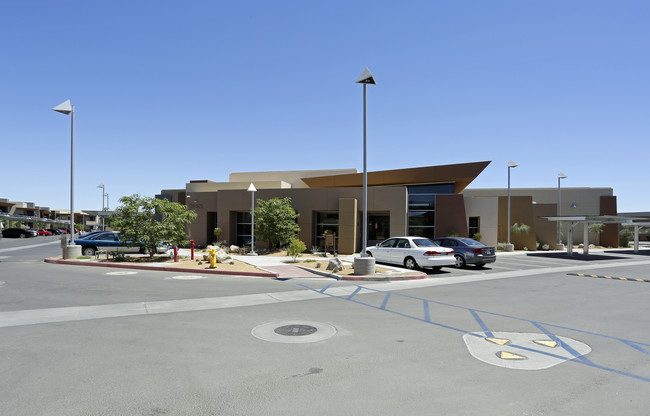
[236,212,253,247]
[407,227,435,239]
[408,195,435,210]
[412,238,437,247]
[407,183,454,195]
[469,217,480,238]
[314,212,338,250]
[379,238,396,248]
[408,211,435,227]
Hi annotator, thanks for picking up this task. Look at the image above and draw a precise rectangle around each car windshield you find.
[458,238,484,246]
[412,238,439,247]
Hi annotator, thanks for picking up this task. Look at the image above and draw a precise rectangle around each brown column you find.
[600,196,619,247]
[338,198,357,254]
[435,194,468,238]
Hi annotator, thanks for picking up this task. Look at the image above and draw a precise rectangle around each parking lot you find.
[1,240,650,415]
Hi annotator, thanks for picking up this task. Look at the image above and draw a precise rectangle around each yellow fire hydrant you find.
[208,248,217,268]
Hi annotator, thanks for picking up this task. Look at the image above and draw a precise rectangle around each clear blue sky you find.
[2,1,648,213]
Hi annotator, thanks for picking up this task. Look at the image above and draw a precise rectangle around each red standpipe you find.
[190,240,195,260]
[174,246,178,262]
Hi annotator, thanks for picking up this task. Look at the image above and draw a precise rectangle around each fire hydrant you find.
[208,248,217,268]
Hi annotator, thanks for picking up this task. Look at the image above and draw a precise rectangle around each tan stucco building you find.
[158,161,620,252]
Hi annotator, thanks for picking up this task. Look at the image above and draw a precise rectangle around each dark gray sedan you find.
[432,237,496,268]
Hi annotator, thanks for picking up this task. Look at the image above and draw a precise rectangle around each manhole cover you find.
[274,324,318,336]
[106,271,138,275]
[252,321,337,344]
[171,275,205,280]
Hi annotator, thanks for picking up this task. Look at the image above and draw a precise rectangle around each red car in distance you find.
[37,229,52,236]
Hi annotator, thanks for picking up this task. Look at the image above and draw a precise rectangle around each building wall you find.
[533,204,558,247]
[435,194,468,238]
[498,196,537,250]
[188,186,408,253]
[464,197,499,247]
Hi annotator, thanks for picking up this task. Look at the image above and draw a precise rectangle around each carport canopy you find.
[542,215,648,255]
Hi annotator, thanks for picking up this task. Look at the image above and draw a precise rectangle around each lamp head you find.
[507,160,518,168]
[558,172,568,180]
[247,183,257,192]
[355,67,376,85]
[52,100,73,115]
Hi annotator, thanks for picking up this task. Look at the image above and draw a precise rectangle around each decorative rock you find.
[215,247,233,264]
[327,257,344,271]
[230,245,240,253]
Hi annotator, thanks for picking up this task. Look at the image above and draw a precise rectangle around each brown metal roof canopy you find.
[301,161,491,193]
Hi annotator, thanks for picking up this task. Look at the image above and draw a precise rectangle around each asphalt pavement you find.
[1,237,650,415]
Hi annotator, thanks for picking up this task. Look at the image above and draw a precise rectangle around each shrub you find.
[315,263,321,268]
[311,245,320,254]
[510,223,531,235]
[288,238,307,262]
[542,244,550,251]
[496,242,507,251]
[448,231,459,237]
[472,233,482,242]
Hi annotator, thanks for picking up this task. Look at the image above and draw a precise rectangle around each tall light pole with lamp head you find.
[353,68,376,274]
[53,100,79,251]
[557,172,567,247]
[97,183,105,230]
[506,160,518,251]
[247,183,257,255]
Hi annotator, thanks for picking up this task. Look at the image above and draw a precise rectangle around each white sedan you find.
[366,236,455,271]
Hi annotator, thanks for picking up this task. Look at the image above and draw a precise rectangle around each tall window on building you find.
[368,213,390,245]
[468,217,480,239]
[407,183,454,239]
[314,212,338,249]
[236,211,253,248]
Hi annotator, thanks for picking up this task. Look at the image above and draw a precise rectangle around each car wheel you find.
[476,263,485,269]
[454,255,466,268]
[19,233,26,238]
[404,257,418,270]
[140,247,150,255]
[82,246,96,256]
[366,252,372,257]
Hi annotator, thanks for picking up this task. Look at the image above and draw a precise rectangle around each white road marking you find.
[0,241,59,253]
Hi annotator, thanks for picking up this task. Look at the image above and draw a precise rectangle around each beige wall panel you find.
[464,197,499,247]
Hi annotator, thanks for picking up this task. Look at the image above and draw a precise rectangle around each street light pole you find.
[53,100,76,245]
[247,183,257,255]
[507,160,518,251]
[557,172,567,246]
[355,67,376,257]
[97,183,105,231]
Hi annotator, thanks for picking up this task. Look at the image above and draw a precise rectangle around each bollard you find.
[208,248,217,268]
[173,246,178,262]
[190,240,195,260]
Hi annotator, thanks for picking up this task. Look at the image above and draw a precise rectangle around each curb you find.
[294,265,427,281]
[44,257,280,278]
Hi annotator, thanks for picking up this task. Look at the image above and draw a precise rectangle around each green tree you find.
[110,194,197,257]
[254,197,300,249]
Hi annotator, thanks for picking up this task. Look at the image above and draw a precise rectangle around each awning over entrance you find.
[542,215,648,255]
